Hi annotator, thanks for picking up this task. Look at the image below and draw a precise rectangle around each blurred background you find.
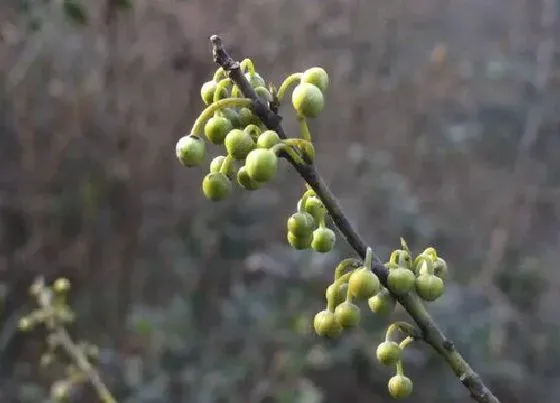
[1,0,560,402]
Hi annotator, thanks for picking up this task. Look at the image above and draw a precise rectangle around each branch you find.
[28,278,117,403]
[209,35,500,403]
[53,327,117,403]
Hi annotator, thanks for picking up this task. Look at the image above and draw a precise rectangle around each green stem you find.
[232,85,242,98]
[213,67,226,81]
[191,98,251,135]
[400,237,410,254]
[396,360,405,376]
[271,142,306,166]
[397,250,411,269]
[334,258,361,280]
[415,255,434,275]
[34,287,117,403]
[389,250,399,266]
[277,72,302,101]
[219,155,234,176]
[389,249,411,269]
[297,115,312,142]
[283,138,315,164]
[57,328,117,403]
[327,272,351,312]
[240,58,256,74]
[386,321,420,342]
[423,247,438,260]
[296,188,316,214]
[213,78,233,103]
[385,323,400,342]
[399,336,415,350]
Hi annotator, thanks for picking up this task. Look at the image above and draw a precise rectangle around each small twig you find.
[34,281,117,403]
[209,34,501,403]
[53,328,117,403]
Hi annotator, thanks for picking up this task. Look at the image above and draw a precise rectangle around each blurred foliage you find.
[0,0,560,402]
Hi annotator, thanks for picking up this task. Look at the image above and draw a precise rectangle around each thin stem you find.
[240,58,256,74]
[396,360,405,376]
[213,78,233,103]
[334,258,361,280]
[282,138,315,164]
[191,98,251,135]
[213,67,226,81]
[399,336,415,350]
[297,115,312,142]
[386,321,421,342]
[232,85,242,98]
[271,142,306,166]
[418,257,435,275]
[389,250,399,266]
[277,72,302,101]
[35,284,116,403]
[317,209,326,228]
[55,328,117,403]
[210,34,501,403]
[385,323,400,342]
[299,188,315,209]
[422,247,438,261]
[400,237,411,254]
[219,155,234,176]
[327,272,351,312]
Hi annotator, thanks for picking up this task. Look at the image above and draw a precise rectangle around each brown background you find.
[1,0,560,402]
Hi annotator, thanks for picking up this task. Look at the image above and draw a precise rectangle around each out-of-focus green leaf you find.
[62,0,88,26]
[134,318,153,335]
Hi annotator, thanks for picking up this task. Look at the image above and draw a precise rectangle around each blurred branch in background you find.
[18,277,116,403]
[476,0,557,297]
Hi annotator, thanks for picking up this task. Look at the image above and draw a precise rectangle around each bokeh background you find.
[1,0,560,402]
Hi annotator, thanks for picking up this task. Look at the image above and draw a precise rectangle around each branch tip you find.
[209,34,221,46]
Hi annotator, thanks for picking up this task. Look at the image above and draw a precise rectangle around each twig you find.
[53,327,117,403]
[209,34,501,403]
[34,280,117,403]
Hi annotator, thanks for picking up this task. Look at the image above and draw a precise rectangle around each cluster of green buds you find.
[313,248,382,338]
[386,242,447,302]
[175,58,329,202]
[175,50,454,400]
[285,187,336,252]
[313,240,449,399]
